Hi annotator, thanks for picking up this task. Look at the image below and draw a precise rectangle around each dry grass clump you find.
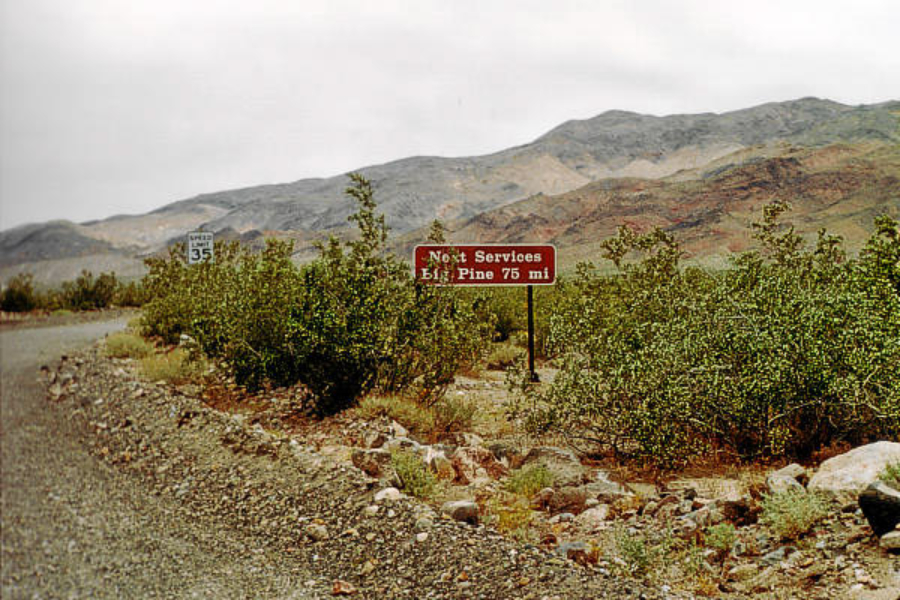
[140,348,206,384]
[355,395,475,440]
[105,332,153,359]
[503,464,554,497]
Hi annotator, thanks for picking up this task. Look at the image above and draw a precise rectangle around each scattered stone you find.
[880,531,900,551]
[767,473,805,494]
[727,563,760,582]
[773,463,809,485]
[374,487,402,503]
[415,532,428,543]
[548,512,575,524]
[451,446,506,484]
[548,487,589,515]
[761,545,797,566]
[306,523,329,542]
[720,497,759,526]
[332,579,357,595]
[441,500,479,525]
[351,448,392,477]
[575,505,610,528]
[383,437,421,453]
[363,430,387,449]
[389,420,408,439]
[520,446,586,488]
[858,481,900,536]
[422,447,455,480]
[556,541,596,566]
[808,441,900,495]
[667,478,745,502]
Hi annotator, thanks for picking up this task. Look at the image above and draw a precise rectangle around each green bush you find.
[704,522,737,553]
[59,270,118,310]
[390,449,439,499]
[504,464,554,497]
[510,204,900,467]
[140,174,492,415]
[1,273,40,312]
[760,489,829,540]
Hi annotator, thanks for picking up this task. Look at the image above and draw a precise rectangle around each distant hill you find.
[394,142,900,271]
[1,97,898,284]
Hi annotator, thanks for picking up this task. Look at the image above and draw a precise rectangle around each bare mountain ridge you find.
[1,97,898,283]
[399,141,900,271]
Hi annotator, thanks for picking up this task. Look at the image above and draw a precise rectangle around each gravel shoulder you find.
[1,319,317,599]
[1,318,662,599]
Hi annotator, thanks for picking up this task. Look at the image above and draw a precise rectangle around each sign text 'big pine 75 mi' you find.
[414,244,556,286]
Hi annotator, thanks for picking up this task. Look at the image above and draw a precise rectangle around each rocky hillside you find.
[1,97,898,283]
[397,141,900,269]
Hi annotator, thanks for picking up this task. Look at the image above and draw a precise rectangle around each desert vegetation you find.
[509,202,900,467]
[139,174,492,415]
[0,269,147,313]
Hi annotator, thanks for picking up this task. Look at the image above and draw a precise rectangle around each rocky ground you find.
[32,332,900,599]
[38,341,670,599]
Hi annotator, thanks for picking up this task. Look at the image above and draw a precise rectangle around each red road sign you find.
[414,244,557,286]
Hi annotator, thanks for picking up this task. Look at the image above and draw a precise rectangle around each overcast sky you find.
[1,0,898,230]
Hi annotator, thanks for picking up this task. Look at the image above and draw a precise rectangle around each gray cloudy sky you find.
[1,0,898,230]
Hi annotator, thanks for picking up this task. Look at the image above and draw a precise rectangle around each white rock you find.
[374,487,403,502]
[766,473,805,494]
[575,505,610,528]
[808,441,900,494]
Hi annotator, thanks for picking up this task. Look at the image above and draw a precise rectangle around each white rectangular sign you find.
[187,232,214,264]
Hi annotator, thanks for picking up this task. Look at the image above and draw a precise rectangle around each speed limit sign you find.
[187,232,214,264]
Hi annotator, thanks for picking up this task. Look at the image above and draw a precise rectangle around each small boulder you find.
[305,523,329,542]
[422,447,455,480]
[808,441,900,495]
[880,530,900,551]
[548,486,589,515]
[441,500,479,525]
[858,481,900,536]
[374,487,403,503]
[351,448,392,478]
[766,473,805,495]
[520,446,586,488]
[772,463,809,485]
[383,437,422,453]
[575,505,610,528]
[451,446,507,484]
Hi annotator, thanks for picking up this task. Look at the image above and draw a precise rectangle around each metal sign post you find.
[414,243,556,382]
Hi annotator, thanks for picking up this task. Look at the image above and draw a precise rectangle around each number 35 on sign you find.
[187,232,214,264]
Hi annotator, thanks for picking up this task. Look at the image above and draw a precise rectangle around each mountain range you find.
[1,97,898,284]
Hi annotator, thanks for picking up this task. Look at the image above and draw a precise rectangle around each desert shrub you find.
[355,395,437,434]
[59,270,118,310]
[704,522,737,553]
[484,493,534,540]
[140,348,206,384]
[504,464,554,497]
[105,332,153,359]
[1,273,40,312]
[510,204,900,467]
[390,449,439,499]
[615,528,653,576]
[114,279,148,307]
[140,175,491,415]
[355,394,475,440]
[760,489,829,540]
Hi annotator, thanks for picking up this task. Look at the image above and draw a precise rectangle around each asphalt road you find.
[0,319,313,599]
